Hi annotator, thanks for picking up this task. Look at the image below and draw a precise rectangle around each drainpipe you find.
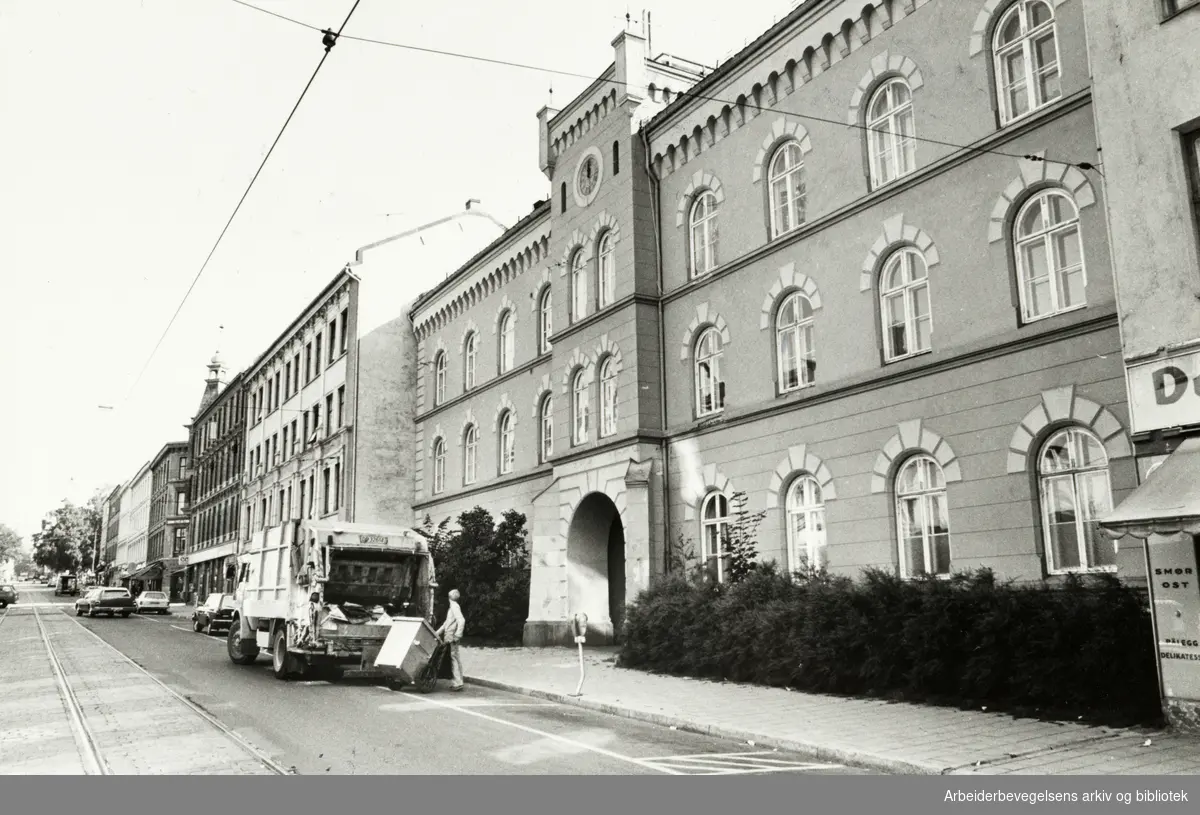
[642,126,673,579]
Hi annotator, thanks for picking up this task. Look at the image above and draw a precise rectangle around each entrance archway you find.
[566,492,626,644]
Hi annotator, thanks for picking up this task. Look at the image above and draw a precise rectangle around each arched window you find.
[1015,190,1085,322]
[432,438,446,494]
[695,328,725,417]
[867,78,916,187]
[498,310,515,373]
[701,491,731,583]
[597,232,615,308]
[1039,427,1115,573]
[776,292,816,392]
[895,455,951,578]
[463,425,477,485]
[572,369,589,445]
[689,191,720,278]
[599,357,618,437]
[464,332,477,389]
[433,352,447,405]
[994,0,1061,125]
[539,395,554,462]
[498,411,515,475]
[570,249,587,322]
[786,475,826,572]
[768,142,806,238]
[538,288,553,354]
[880,248,931,362]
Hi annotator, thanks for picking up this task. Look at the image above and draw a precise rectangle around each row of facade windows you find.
[247,464,342,533]
[249,307,349,427]
[699,426,1116,582]
[247,386,346,479]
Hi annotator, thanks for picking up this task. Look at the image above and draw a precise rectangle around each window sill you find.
[1047,566,1119,577]
[1021,303,1088,326]
[883,348,933,366]
[999,98,1062,131]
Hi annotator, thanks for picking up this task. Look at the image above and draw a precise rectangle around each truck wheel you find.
[121,611,131,618]
[227,621,260,666]
[271,629,293,680]
[193,619,203,632]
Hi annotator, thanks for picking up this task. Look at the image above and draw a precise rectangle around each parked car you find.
[0,584,17,608]
[191,593,236,635]
[134,591,170,615]
[75,587,135,618]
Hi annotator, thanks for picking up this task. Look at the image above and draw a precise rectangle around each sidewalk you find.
[462,646,1200,775]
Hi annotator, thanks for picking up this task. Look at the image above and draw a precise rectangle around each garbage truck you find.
[226,518,440,683]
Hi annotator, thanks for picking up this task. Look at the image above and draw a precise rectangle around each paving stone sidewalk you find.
[462,646,1200,775]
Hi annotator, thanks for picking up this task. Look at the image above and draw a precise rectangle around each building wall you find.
[1084,0,1200,360]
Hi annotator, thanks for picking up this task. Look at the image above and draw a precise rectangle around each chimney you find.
[536,105,561,179]
[612,29,647,106]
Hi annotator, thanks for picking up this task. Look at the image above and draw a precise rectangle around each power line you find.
[228,0,1098,171]
[124,1,365,404]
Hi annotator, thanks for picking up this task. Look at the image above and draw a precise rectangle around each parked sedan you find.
[134,591,170,615]
[191,593,236,635]
[75,587,135,618]
[0,584,17,608]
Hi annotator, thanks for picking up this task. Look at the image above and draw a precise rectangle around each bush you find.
[418,507,530,644]
[618,564,1162,728]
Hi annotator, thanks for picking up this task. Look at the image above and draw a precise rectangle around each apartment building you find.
[101,483,122,579]
[184,354,245,601]
[114,461,152,586]
[1086,0,1200,732]
[137,441,189,597]
[410,0,1135,646]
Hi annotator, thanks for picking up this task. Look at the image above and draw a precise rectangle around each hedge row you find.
[618,565,1163,728]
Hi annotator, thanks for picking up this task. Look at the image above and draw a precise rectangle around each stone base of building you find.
[523,618,616,647]
[1165,698,1200,735]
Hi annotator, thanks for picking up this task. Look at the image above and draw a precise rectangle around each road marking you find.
[379,699,551,710]
[385,689,683,774]
[637,750,844,775]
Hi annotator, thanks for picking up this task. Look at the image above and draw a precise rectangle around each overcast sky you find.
[0,0,793,543]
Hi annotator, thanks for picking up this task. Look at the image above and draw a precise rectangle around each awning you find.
[1100,436,1200,540]
[127,559,179,581]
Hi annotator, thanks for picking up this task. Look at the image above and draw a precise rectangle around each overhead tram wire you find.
[229,0,1100,172]
[123,1,365,404]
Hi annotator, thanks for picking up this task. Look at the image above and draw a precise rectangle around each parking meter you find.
[571,612,588,644]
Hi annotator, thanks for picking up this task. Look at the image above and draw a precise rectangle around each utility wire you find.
[124,1,364,404]
[229,0,1099,171]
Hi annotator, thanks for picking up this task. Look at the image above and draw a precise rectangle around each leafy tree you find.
[31,494,104,574]
[0,523,21,566]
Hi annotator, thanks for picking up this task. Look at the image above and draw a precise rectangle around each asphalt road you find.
[9,584,865,776]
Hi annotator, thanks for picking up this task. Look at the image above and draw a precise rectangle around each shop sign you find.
[1148,534,1200,701]
[1127,348,1200,434]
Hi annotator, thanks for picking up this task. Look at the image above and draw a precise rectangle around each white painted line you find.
[641,750,783,761]
[379,700,551,710]
[388,689,683,775]
[170,625,194,633]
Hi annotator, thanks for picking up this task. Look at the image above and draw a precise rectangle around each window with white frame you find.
[768,142,806,238]
[498,411,515,474]
[463,425,477,485]
[689,191,720,277]
[695,327,725,417]
[776,292,816,392]
[597,232,615,308]
[434,352,447,405]
[867,78,916,187]
[1015,190,1086,322]
[464,332,477,390]
[895,455,951,578]
[786,475,826,573]
[880,248,932,362]
[540,395,553,462]
[572,369,589,445]
[570,249,587,322]
[599,357,618,437]
[701,491,731,583]
[994,0,1061,125]
[498,311,515,373]
[538,288,553,353]
[434,436,448,494]
[1039,427,1115,573]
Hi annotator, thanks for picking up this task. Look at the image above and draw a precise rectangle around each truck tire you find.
[271,629,293,680]
[193,619,203,632]
[121,611,131,618]
[227,619,260,666]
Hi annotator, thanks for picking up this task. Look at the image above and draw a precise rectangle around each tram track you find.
[27,603,292,775]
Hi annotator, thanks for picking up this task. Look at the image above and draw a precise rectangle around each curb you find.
[464,675,942,775]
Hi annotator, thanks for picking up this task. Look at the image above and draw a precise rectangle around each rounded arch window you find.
[776,292,816,392]
[498,311,515,373]
[498,411,515,474]
[768,142,806,238]
[880,247,931,362]
[597,232,615,308]
[694,327,725,417]
[433,352,448,405]
[599,357,618,437]
[537,287,553,353]
[463,332,478,389]
[994,0,1061,125]
[571,369,589,444]
[1015,189,1085,322]
[701,491,731,583]
[539,394,554,463]
[570,249,588,322]
[463,425,478,485]
[1038,427,1115,573]
[689,191,720,277]
[895,455,951,578]
[785,474,826,573]
[866,78,916,187]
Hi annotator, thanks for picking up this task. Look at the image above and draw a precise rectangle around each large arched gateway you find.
[565,492,626,643]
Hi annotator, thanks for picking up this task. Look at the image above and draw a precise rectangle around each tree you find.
[0,523,21,566]
[31,495,104,574]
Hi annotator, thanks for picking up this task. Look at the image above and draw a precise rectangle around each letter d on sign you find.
[1154,366,1189,405]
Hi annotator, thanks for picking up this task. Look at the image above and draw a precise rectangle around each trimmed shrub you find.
[618,564,1162,727]
[419,508,530,644]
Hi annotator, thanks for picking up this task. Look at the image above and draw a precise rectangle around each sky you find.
[0,0,796,544]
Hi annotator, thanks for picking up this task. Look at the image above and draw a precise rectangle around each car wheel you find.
[121,611,131,618]
[193,619,203,632]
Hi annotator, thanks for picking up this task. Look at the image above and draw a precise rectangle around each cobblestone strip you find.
[0,608,90,774]
[8,606,287,775]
